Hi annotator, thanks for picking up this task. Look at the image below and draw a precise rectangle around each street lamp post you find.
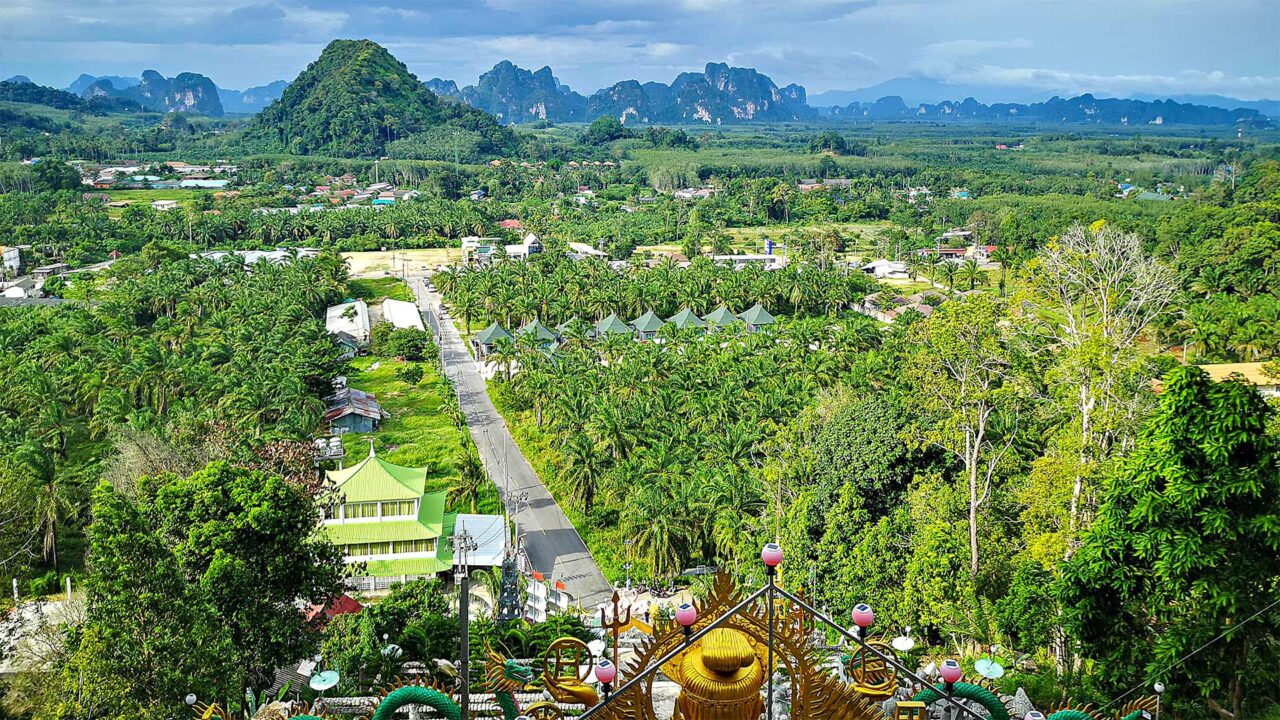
[761,543,783,720]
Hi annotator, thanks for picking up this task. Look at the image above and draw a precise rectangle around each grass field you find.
[343,356,463,487]
[101,188,219,217]
[637,221,893,257]
[347,277,415,303]
[341,249,464,278]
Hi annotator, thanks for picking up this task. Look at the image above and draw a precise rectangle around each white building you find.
[382,299,426,331]
[710,254,788,270]
[504,234,545,261]
[862,259,910,279]
[326,300,371,344]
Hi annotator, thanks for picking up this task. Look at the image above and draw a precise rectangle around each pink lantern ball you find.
[940,659,963,684]
[594,659,617,685]
[761,542,783,568]
[675,603,698,628]
[851,603,875,629]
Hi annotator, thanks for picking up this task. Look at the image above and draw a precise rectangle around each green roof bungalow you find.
[518,319,558,349]
[596,313,633,337]
[322,447,454,581]
[666,308,707,332]
[738,303,776,332]
[472,322,512,358]
[631,310,665,341]
[703,306,743,329]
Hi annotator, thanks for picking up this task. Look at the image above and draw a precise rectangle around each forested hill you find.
[244,39,519,158]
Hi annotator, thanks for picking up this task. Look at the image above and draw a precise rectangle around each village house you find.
[504,234,545,261]
[861,259,910,279]
[326,299,371,344]
[324,385,388,434]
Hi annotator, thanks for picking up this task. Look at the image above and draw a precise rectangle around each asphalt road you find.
[412,278,612,608]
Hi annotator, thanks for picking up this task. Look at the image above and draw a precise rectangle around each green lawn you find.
[342,356,462,490]
[347,277,415,303]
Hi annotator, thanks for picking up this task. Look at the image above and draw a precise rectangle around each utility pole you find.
[454,530,478,720]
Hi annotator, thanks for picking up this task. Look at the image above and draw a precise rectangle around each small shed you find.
[472,323,513,357]
[738,303,776,332]
[333,331,361,361]
[324,387,388,434]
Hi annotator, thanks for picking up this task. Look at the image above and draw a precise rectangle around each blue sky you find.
[1,0,1277,98]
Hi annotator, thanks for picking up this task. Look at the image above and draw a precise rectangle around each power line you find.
[1098,594,1280,712]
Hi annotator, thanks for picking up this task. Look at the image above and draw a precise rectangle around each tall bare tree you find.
[1027,222,1178,557]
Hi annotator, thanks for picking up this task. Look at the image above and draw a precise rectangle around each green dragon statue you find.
[287,647,536,720]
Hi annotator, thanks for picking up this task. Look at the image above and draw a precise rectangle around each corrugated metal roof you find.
[361,556,454,576]
[323,388,385,423]
[326,453,431,502]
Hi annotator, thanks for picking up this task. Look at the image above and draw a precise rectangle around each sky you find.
[1,0,1278,100]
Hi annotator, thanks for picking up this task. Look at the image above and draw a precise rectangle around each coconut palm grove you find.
[0,16,1278,720]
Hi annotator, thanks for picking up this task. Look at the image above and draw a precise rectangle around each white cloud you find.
[920,63,1280,99]
[921,38,1032,57]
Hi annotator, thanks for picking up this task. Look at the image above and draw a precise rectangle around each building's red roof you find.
[498,219,524,230]
[305,594,363,627]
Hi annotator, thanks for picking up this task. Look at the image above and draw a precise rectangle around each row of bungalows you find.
[470,303,777,357]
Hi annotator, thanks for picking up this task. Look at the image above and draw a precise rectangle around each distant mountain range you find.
[427,60,810,125]
[60,73,289,116]
[809,75,1280,119]
[825,94,1270,126]
[10,48,1274,127]
[424,61,1271,127]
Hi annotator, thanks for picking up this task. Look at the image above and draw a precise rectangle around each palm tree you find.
[958,259,986,291]
[936,261,959,292]
[560,432,605,514]
[16,444,71,575]
[488,337,519,382]
[451,442,486,514]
